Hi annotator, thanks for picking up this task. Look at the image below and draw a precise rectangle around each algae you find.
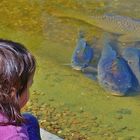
[0,0,140,139]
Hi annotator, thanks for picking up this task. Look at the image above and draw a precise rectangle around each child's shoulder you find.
[0,124,29,140]
[0,113,29,140]
[1,124,29,140]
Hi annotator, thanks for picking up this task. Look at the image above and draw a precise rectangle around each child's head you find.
[0,39,36,125]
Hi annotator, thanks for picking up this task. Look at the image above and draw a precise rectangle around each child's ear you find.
[10,87,17,98]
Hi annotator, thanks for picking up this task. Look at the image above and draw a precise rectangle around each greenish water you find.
[1,0,140,139]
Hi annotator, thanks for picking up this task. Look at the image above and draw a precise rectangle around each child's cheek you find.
[19,89,29,108]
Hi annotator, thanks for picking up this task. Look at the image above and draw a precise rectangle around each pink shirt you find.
[0,113,29,140]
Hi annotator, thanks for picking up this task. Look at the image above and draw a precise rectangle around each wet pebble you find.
[79,107,84,113]
[115,114,123,120]
[116,126,127,133]
[49,98,55,102]
[92,116,97,120]
[93,122,99,127]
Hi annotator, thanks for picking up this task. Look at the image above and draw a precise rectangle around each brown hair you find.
[0,39,36,125]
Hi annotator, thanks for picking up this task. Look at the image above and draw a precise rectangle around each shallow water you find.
[1,0,140,139]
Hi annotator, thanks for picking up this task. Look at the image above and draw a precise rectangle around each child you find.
[0,39,41,140]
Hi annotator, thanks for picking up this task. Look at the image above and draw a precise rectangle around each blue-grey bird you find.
[48,5,140,42]
[97,37,135,96]
[122,47,140,91]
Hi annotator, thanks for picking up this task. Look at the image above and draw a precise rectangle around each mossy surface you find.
[0,0,140,139]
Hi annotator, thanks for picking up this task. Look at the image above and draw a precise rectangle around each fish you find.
[47,5,140,42]
[71,32,94,70]
[122,47,140,90]
[97,36,135,96]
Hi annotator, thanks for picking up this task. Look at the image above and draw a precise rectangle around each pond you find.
[1,0,140,139]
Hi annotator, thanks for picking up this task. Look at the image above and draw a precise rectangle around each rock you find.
[40,128,64,140]
[98,37,133,96]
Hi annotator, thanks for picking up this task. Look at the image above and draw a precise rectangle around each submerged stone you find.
[71,32,94,70]
[122,47,140,91]
[97,38,134,96]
